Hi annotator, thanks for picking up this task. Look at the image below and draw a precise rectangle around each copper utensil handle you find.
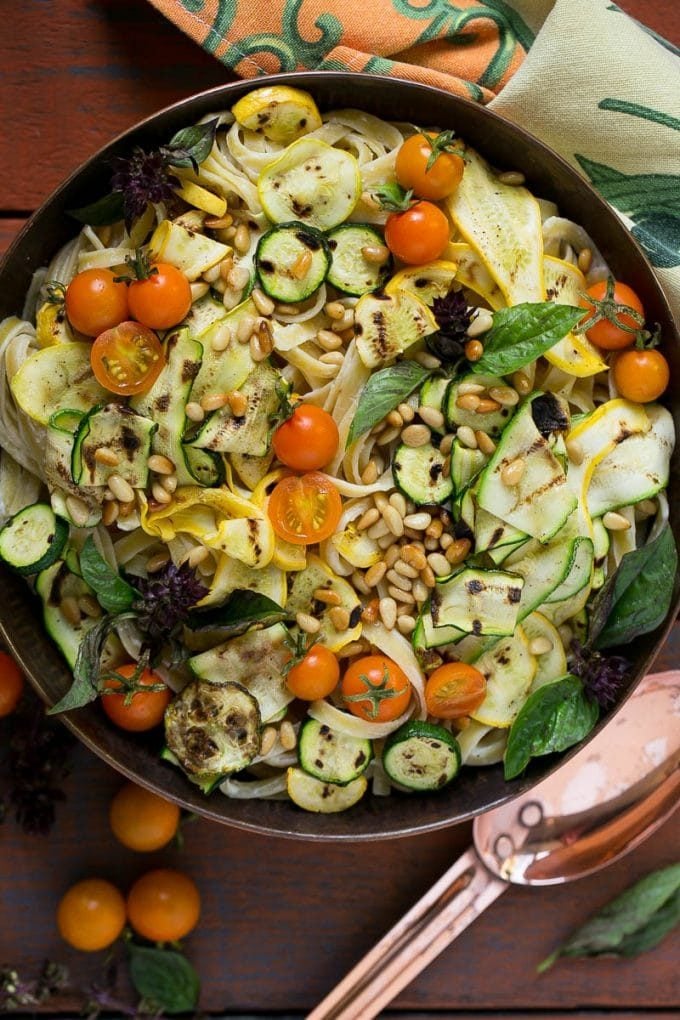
[307,848,505,1020]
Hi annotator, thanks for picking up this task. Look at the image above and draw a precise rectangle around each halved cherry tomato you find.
[425,662,486,719]
[65,268,130,337]
[0,652,24,717]
[613,347,670,403]
[579,279,645,350]
[395,133,465,201]
[127,868,201,942]
[341,654,412,723]
[109,782,181,852]
[384,201,450,265]
[128,263,192,330]
[267,472,342,546]
[90,320,165,395]
[57,878,126,952]
[273,404,339,471]
[100,664,171,732]
[286,645,340,701]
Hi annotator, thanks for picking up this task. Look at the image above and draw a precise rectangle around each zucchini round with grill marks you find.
[383,720,461,791]
[164,679,261,781]
[393,442,454,505]
[298,718,372,785]
[286,766,368,813]
[0,503,68,575]
[255,222,331,303]
[326,224,392,296]
[258,137,361,230]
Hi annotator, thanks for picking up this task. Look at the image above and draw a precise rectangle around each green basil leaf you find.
[47,612,136,715]
[347,362,432,447]
[503,675,599,780]
[79,537,139,613]
[165,119,219,170]
[538,863,680,971]
[475,303,583,376]
[129,944,200,1015]
[589,524,677,650]
[69,191,125,226]
[187,590,286,636]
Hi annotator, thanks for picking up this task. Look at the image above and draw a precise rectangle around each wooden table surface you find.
[1,2,679,1016]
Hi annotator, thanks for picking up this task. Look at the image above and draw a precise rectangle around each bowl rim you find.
[1,70,678,841]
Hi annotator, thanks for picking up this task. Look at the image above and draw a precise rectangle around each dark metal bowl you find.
[1,72,678,840]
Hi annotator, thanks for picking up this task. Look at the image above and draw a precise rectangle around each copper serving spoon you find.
[309,671,680,1020]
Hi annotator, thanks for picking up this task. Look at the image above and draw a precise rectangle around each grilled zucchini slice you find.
[255,222,331,302]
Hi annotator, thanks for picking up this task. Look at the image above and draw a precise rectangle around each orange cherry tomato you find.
[109,781,181,852]
[424,662,486,719]
[395,133,465,201]
[127,868,201,943]
[65,268,130,337]
[341,655,412,723]
[579,280,645,350]
[286,645,340,701]
[272,404,339,471]
[128,263,192,331]
[0,652,24,717]
[100,664,171,732]
[57,878,126,952]
[267,472,342,546]
[613,347,670,403]
[90,320,165,396]
[384,201,450,265]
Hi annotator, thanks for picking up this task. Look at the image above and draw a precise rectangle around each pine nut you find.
[398,403,415,423]
[566,438,584,465]
[211,324,232,352]
[394,559,419,579]
[497,170,525,186]
[260,726,277,756]
[317,329,342,351]
[384,545,400,568]
[475,398,501,414]
[94,446,120,467]
[205,213,234,230]
[412,579,429,604]
[146,551,171,573]
[376,425,401,446]
[367,518,390,540]
[296,612,320,634]
[118,499,136,518]
[446,537,472,565]
[603,511,631,531]
[529,636,554,656]
[219,256,235,281]
[65,494,91,526]
[578,247,593,274]
[389,492,407,517]
[379,597,398,630]
[638,499,657,517]
[106,474,134,504]
[383,505,405,537]
[258,319,274,355]
[426,519,443,540]
[397,615,417,635]
[512,371,532,396]
[360,461,378,485]
[319,351,345,366]
[250,334,267,362]
[351,570,371,595]
[488,386,519,407]
[389,585,415,604]
[439,434,454,456]
[440,533,454,550]
[402,424,431,448]
[456,393,481,411]
[403,512,432,530]
[420,564,437,588]
[386,569,412,592]
[329,607,351,631]
[236,314,256,344]
[252,287,275,316]
[424,537,439,551]
[60,596,81,627]
[466,310,494,337]
[291,248,313,279]
[476,431,496,455]
[223,288,240,309]
[401,544,428,571]
[465,340,484,362]
[190,279,211,300]
[234,223,251,253]
[427,552,451,577]
[185,402,205,422]
[228,265,251,291]
[375,493,389,512]
[78,594,102,619]
[358,508,380,531]
[361,599,380,624]
[276,303,301,315]
[339,640,369,658]
[201,392,229,412]
[325,300,346,320]
[202,264,221,284]
[457,425,478,449]
[418,406,445,430]
[279,721,297,751]
[387,409,404,428]
[227,390,248,417]
[101,500,119,527]
[458,382,485,396]
[413,351,441,370]
[361,244,390,265]
[151,481,172,504]
[500,458,526,487]
[314,587,342,606]
[331,310,355,333]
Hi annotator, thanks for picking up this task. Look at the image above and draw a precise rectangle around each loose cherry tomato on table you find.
[65,268,129,337]
[267,471,342,545]
[578,279,645,350]
[90,320,165,395]
[613,347,670,403]
[109,781,181,852]
[424,662,486,719]
[127,868,201,942]
[384,201,450,265]
[100,663,172,732]
[128,263,192,330]
[57,878,126,952]
[395,131,465,201]
[0,651,24,717]
[341,655,412,723]
[286,645,340,701]
[273,403,339,471]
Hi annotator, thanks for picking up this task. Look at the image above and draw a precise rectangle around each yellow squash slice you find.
[445,243,505,310]
[147,220,231,281]
[232,86,322,143]
[470,626,536,728]
[35,302,75,348]
[385,260,459,306]
[542,256,607,377]
[258,137,361,230]
[10,342,108,425]
[173,179,227,218]
[286,767,367,813]
[354,289,438,368]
